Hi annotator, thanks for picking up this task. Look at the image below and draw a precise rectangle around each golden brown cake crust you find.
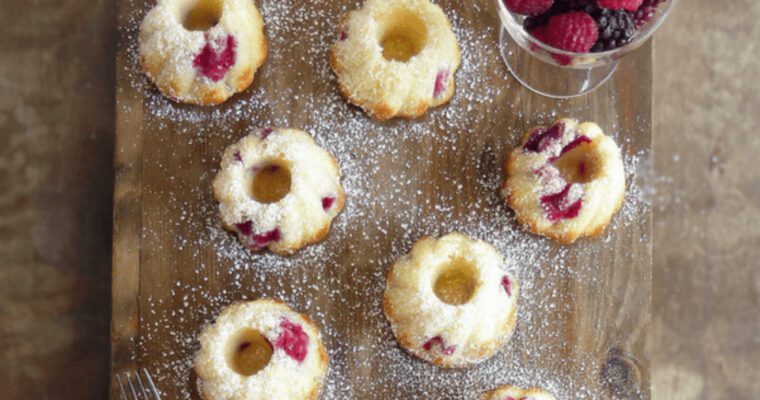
[481,385,556,400]
[194,299,329,400]
[329,0,460,121]
[213,129,345,255]
[503,119,626,244]
[138,0,268,106]
[382,234,520,368]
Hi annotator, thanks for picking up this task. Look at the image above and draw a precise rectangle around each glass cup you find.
[496,0,679,98]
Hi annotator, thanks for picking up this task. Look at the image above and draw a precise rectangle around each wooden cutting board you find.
[111,1,652,398]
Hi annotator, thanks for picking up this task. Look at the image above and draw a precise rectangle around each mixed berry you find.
[505,0,667,53]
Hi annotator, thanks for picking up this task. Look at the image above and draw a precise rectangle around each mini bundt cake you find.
[383,233,519,368]
[213,128,345,255]
[329,0,461,120]
[502,118,625,244]
[139,0,267,105]
[194,299,329,400]
[482,384,556,400]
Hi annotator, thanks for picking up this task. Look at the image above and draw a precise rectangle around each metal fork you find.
[116,368,161,400]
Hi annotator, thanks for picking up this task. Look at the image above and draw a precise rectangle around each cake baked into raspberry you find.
[213,128,345,255]
[482,384,556,400]
[502,118,625,244]
[139,0,267,105]
[329,0,461,121]
[194,299,329,400]
[383,233,520,368]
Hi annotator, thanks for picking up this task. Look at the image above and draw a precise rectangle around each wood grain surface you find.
[110,1,652,399]
[3,0,759,399]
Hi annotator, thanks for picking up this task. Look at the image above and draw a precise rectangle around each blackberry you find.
[554,0,600,14]
[524,13,549,32]
[591,9,636,52]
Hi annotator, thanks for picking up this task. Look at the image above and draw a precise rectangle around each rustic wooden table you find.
[1,0,758,399]
[111,1,651,399]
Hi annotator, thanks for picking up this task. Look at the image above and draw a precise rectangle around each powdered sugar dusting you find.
[118,0,651,399]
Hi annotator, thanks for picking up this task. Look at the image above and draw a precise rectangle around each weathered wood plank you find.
[112,1,652,398]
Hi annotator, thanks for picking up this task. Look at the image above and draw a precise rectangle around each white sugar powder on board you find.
[119,0,652,398]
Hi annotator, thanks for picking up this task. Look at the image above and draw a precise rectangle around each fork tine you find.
[116,374,129,400]
[141,368,161,400]
[126,372,140,400]
[134,371,150,399]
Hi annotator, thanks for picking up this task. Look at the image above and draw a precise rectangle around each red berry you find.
[538,11,599,54]
[235,220,253,236]
[540,184,583,222]
[433,69,449,98]
[321,196,336,211]
[504,0,554,16]
[501,276,512,296]
[548,134,592,162]
[633,0,665,27]
[251,228,281,248]
[523,122,566,153]
[275,319,309,363]
[598,0,644,11]
[422,336,457,355]
[193,35,237,82]
[259,127,273,139]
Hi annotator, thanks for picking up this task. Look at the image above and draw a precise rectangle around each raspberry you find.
[259,127,273,139]
[321,196,336,211]
[433,70,449,98]
[541,184,583,221]
[235,220,253,236]
[597,0,643,11]
[633,0,665,27]
[252,228,281,248]
[560,135,591,157]
[233,151,243,162]
[504,0,554,16]
[501,276,512,296]
[548,134,591,162]
[423,336,457,355]
[275,319,309,363]
[536,11,599,53]
[523,122,566,153]
[193,35,237,82]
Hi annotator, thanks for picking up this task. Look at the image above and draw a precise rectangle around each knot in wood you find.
[600,348,642,399]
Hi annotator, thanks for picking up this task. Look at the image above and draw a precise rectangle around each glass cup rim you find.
[496,0,679,58]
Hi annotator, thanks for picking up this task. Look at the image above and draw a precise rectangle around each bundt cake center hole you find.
[226,328,273,377]
[380,11,428,62]
[433,259,478,305]
[181,0,223,31]
[251,162,292,204]
[556,142,602,184]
